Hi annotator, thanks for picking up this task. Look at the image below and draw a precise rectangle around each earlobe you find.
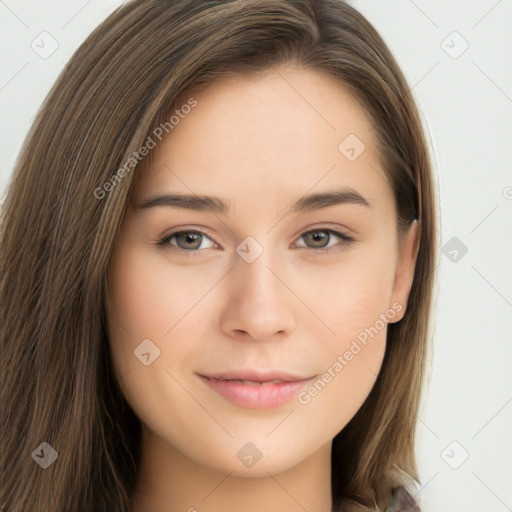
[389,220,420,323]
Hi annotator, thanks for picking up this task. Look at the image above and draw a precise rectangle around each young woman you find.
[0,1,439,511]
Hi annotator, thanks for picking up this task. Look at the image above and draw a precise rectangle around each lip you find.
[197,369,316,410]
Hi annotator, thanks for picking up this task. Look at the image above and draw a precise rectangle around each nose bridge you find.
[234,235,283,305]
[219,234,296,340]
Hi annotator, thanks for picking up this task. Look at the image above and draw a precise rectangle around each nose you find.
[218,245,297,342]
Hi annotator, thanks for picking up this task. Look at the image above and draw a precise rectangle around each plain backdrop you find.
[1,1,511,511]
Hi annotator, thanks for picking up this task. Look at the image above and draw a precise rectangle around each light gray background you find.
[1,1,511,511]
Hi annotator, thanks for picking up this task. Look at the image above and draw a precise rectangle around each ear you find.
[389,220,420,323]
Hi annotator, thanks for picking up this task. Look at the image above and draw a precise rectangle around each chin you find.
[194,443,304,478]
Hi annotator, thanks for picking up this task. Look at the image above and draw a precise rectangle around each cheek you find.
[297,338,386,440]
[291,244,396,338]
[296,280,391,435]
[105,240,228,394]
[105,244,218,439]
[290,247,394,426]
[107,241,219,342]
[106,241,173,379]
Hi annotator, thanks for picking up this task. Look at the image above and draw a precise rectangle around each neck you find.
[131,427,333,512]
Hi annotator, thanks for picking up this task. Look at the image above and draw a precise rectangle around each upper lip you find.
[198,369,314,383]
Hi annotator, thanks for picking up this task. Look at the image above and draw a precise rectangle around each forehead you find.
[134,66,393,215]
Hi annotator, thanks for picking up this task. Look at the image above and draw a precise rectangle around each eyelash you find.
[156,227,355,257]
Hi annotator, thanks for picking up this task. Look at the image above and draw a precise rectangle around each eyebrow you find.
[135,187,372,213]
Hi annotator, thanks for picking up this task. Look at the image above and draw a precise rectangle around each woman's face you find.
[106,66,419,477]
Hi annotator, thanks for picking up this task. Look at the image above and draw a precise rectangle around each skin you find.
[105,65,419,512]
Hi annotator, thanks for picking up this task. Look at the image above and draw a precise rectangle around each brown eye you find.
[302,230,331,248]
[157,230,216,251]
[295,228,354,252]
[174,232,203,250]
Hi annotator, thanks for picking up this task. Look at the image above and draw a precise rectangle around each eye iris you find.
[176,232,202,250]
[305,231,329,248]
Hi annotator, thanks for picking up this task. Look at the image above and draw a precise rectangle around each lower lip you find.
[199,375,314,409]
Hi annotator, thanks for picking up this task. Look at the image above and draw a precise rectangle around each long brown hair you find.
[0,1,439,510]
